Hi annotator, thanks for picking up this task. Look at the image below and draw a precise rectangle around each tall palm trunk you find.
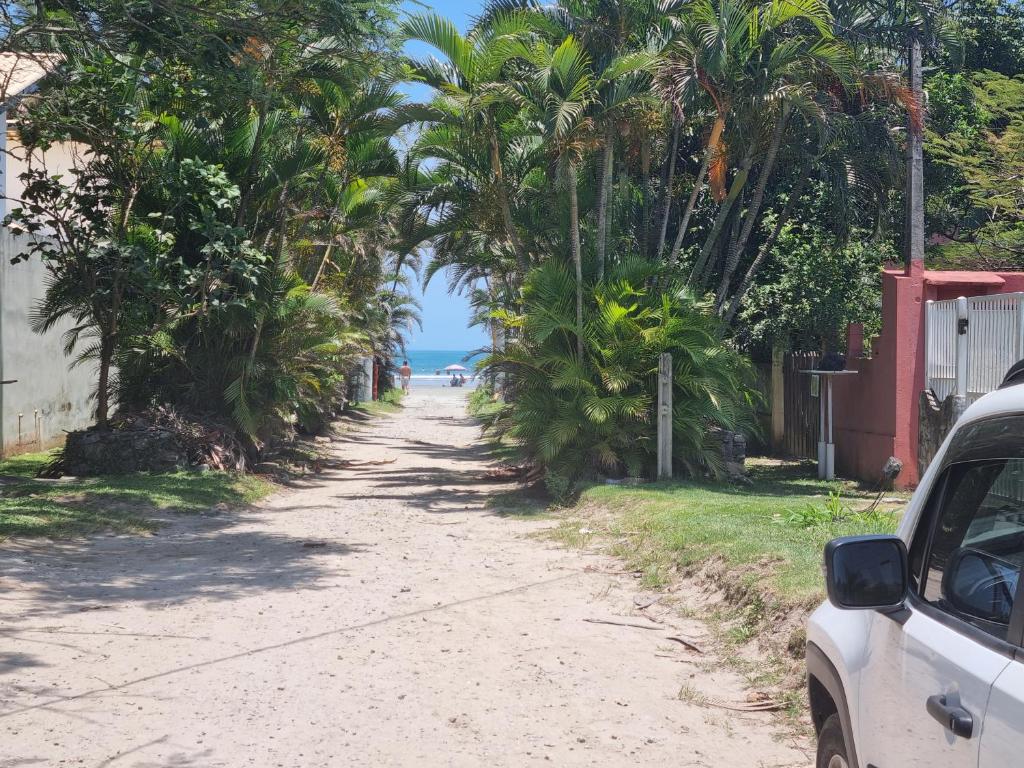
[722,171,808,325]
[595,123,614,280]
[487,279,505,392]
[640,135,652,257]
[488,124,529,277]
[688,145,754,286]
[310,240,336,291]
[95,326,116,428]
[655,120,680,258]
[567,162,584,363]
[668,117,724,266]
[714,106,789,308]
[704,204,741,286]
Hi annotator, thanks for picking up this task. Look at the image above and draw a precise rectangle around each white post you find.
[816,374,826,479]
[357,356,373,403]
[0,109,7,223]
[825,377,835,480]
[1017,293,1024,362]
[924,299,933,392]
[657,353,672,480]
[954,296,969,415]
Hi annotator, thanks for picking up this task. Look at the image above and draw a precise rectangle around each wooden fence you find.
[781,351,820,459]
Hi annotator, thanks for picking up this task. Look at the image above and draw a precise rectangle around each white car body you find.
[807,385,1024,768]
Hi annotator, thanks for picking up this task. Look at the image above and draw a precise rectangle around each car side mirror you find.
[941,547,1020,626]
[825,535,908,610]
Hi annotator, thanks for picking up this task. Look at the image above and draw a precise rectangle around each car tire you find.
[816,713,851,768]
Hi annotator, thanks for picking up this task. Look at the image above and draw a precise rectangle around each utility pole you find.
[905,28,925,275]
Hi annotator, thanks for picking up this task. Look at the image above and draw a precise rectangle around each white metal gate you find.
[925,292,1024,403]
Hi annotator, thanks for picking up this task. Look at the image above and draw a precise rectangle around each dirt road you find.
[1,388,810,767]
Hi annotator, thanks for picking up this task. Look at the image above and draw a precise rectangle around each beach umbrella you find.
[444,364,468,372]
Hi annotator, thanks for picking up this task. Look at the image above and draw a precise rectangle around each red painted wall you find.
[830,264,1024,489]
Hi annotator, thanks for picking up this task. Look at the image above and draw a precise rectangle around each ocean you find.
[398,349,485,389]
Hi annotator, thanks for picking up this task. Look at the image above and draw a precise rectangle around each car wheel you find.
[816,713,850,768]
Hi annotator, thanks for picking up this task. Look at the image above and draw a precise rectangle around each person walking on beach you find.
[399,360,413,394]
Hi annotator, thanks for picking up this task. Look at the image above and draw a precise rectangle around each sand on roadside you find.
[0,387,811,767]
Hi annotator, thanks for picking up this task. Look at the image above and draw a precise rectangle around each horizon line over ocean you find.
[399,349,485,381]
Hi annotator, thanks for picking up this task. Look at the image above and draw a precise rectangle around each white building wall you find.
[5,130,81,207]
[0,231,96,454]
[1,131,95,455]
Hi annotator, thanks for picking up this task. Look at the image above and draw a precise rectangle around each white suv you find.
[807,377,1024,768]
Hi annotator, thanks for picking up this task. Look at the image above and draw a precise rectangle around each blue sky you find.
[399,0,490,351]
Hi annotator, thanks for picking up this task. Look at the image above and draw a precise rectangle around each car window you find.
[920,458,1024,641]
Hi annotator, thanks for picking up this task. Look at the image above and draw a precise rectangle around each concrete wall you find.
[3,130,82,217]
[0,128,96,455]
[0,232,96,456]
[0,99,96,454]
[831,262,1024,489]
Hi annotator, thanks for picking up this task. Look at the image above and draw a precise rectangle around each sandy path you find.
[0,389,810,767]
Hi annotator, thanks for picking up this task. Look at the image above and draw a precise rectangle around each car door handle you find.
[926,694,974,739]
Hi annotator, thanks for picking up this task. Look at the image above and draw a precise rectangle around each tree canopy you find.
[1,0,1015,478]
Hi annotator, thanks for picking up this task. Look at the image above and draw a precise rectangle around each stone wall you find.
[63,425,189,476]
[711,427,747,480]
[918,390,960,478]
[59,407,248,476]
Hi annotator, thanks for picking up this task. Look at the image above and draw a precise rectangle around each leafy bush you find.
[467,384,503,421]
[484,259,760,493]
[116,259,365,446]
[781,490,850,527]
[778,490,898,531]
[740,218,892,351]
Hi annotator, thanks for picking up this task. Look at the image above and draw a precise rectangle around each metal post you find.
[657,353,672,480]
[924,299,933,392]
[954,296,969,417]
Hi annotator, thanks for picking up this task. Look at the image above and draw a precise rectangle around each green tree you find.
[8,53,184,426]
[401,12,543,275]
[486,259,759,495]
[952,0,1024,76]
[927,70,1024,268]
[740,213,894,351]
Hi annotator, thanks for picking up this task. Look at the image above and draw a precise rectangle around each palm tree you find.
[720,94,905,324]
[522,0,667,276]
[591,56,660,277]
[656,0,851,293]
[483,259,758,493]
[828,0,949,275]
[517,34,597,361]
[401,12,541,275]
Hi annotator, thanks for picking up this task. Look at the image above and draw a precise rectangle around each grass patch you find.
[545,458,908,701]
[574,459,903,604]
[467,385,504,420]
[467,386,551,519]
[349,388,404,416]
[0,450,274,540]
[466,386,522,466]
